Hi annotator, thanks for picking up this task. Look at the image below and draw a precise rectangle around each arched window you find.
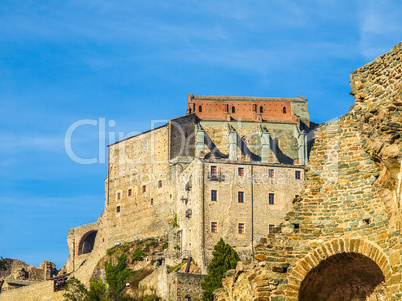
[232,106,235,113]
[260,106,263,113]
[283,107,286,114]
[199,105,202,112]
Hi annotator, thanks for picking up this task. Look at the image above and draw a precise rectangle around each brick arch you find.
[285,238,392,300]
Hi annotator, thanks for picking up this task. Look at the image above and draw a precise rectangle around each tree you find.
[63,276,88,301]
[201,238,240,301]
[0,257,6,271]
[87,279,107,301]
[105,254,135,300]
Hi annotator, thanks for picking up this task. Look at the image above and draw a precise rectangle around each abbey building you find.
[66,93,316,275]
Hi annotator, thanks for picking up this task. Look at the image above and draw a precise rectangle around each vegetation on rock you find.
[201,238,239,301]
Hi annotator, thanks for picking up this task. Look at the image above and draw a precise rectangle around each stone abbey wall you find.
[216,42,402,300]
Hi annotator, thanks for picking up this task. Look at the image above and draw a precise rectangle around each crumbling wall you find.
[216,42,402,301]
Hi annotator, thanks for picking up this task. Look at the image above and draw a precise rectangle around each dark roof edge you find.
[191,95,307,102]
[107,124,168,147]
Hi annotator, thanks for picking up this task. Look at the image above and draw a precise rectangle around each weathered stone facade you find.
[64,93,313,278]
[216,42,402,300]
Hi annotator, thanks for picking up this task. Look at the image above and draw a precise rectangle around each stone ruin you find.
[0,259,57,293]
[216,43,402,300]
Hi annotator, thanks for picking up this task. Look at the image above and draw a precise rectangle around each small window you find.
[116,206,120,213]
[252,104,257,112]
[232,106,235,113]
[295,171,301,180]
[293,223,300,233]
[269,193,275,205]
[211,222,218,233]
[238,167,244,177]
[158,180,162,188]
[295,195,299,199]
[225,103,229,113]
[199,105,202,112]
[142,185,146,193]
[259,106,263,113]
[117,192,121,200]
[283,107,286,114]
[151,198,153,205]
[268,169,274,178]
[128,189,132,197]
[211,166,217,177]
[238,191,244,203]
[238,223,245,234]
[269,224,275,234]
[211,190,217,202]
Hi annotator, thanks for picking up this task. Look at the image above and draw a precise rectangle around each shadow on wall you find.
[270,136,293,164]
[78,231,98,255]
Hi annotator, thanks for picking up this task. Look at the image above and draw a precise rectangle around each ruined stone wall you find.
[0,281,64,301]
[216,42,402,301]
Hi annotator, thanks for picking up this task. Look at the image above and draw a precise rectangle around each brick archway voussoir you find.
[285,238,392,301]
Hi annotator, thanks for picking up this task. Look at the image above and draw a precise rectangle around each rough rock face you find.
[216,43,402,301]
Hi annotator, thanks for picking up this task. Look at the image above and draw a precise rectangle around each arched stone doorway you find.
[78,230,98,255]
[299,252,386,300]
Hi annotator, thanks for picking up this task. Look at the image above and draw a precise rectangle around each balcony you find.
[207,173,225,182]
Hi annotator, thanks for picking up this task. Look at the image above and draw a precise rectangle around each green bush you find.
[201,238,239,301]
[131,248,144,262]
[87,279,106,301]
[105,254,135,299]
[63,276,88,301]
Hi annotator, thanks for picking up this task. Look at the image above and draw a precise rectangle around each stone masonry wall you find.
[217,43,402,300]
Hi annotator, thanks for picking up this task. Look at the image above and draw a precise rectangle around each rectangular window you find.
[238,223,245,234]
[142,185,146,193]
[268,169,274,178]
[269,224,274,234]
[150,198,153,205]
[158,180,162,188]
[269,193,275,205]
[211,190,217,201]
[295,170,301,180]
[128,189,132,197]
[117,192,121,200]
[238,191,244,203]
[116,206,120,213]
[211,222,218,233]
[211,166,217,177]
[238,167,244,177]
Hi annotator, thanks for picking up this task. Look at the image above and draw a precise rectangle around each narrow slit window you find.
[211,190,217,201]
[238,223,245,234]
[260,106,263,113]
[283,107,286,114]
[269,224,275,234]
[238,167,244,177]
[158,180,162,188]
[232,106,235,113]
[211,166,217,177]
[238,191,244,203]
[211,222,217,233]
[116,206,120,213]
[150,198,153,205]
[117,192,121,200]
[199,105,202,112]
[128,189,132,197]
[295,170,301,180]
[142,185,146,193]
[268,169,274,178]
[269,193,275,205]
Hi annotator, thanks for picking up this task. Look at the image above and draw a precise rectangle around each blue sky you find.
[0,1,401,269]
